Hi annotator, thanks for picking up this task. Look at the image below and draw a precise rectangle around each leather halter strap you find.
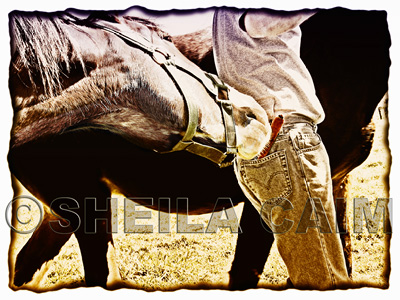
[66,15,238,167]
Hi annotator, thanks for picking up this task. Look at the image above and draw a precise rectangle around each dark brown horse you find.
[8,7,390,290]
[8,9,270,288]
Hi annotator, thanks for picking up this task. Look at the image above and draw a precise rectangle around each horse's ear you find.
[87,11,120,24]
[124,16,172,41]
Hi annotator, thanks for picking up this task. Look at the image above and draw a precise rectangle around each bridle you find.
[63,14,238,168]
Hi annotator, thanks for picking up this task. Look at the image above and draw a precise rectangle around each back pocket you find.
[239,150,292,204]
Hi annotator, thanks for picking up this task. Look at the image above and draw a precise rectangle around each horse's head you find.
[9,10,269,161]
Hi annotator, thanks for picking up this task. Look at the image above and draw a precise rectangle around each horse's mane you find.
[9,11,80,98]
[9,10,171,99]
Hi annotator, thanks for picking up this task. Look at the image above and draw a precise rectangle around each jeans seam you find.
[294,148,337,288]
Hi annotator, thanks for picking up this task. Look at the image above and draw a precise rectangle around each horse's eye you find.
[163,35,172,42]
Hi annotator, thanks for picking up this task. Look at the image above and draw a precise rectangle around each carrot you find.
[257,115,284,159]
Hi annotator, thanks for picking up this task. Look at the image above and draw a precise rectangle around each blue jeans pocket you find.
[239,150,292,205]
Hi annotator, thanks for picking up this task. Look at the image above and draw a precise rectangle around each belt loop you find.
[288,129,298,150]
[297,132,305,149]
[313,124,318,133]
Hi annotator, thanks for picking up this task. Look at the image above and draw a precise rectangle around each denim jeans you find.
[235,122,350,289]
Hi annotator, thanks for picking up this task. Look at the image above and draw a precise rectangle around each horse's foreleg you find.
[13,211,72,287]
[229,201,274,290]
[74,215,113,288]
[44,165,115,288]
[70,183,115,289]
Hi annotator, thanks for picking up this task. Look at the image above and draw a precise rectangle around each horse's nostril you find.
[245,112,258,125]
[235,108,260,126]
[246,112,257,120]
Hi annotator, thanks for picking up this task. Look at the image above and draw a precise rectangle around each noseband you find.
[63,14,237,168]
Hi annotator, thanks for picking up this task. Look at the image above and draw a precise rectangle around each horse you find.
[8,7,391,290]
[7,9,270,289]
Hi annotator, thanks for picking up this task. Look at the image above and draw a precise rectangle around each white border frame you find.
[1,1,398,300]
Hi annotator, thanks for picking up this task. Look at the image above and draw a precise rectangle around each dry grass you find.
[8,105,391,292]
[342,107,391,289]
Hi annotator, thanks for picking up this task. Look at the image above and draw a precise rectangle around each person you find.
[213,7,350,289]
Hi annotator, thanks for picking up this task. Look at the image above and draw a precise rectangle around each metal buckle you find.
[152,48,174,66]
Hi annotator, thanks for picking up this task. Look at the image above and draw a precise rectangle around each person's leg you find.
[235,124,350,289]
